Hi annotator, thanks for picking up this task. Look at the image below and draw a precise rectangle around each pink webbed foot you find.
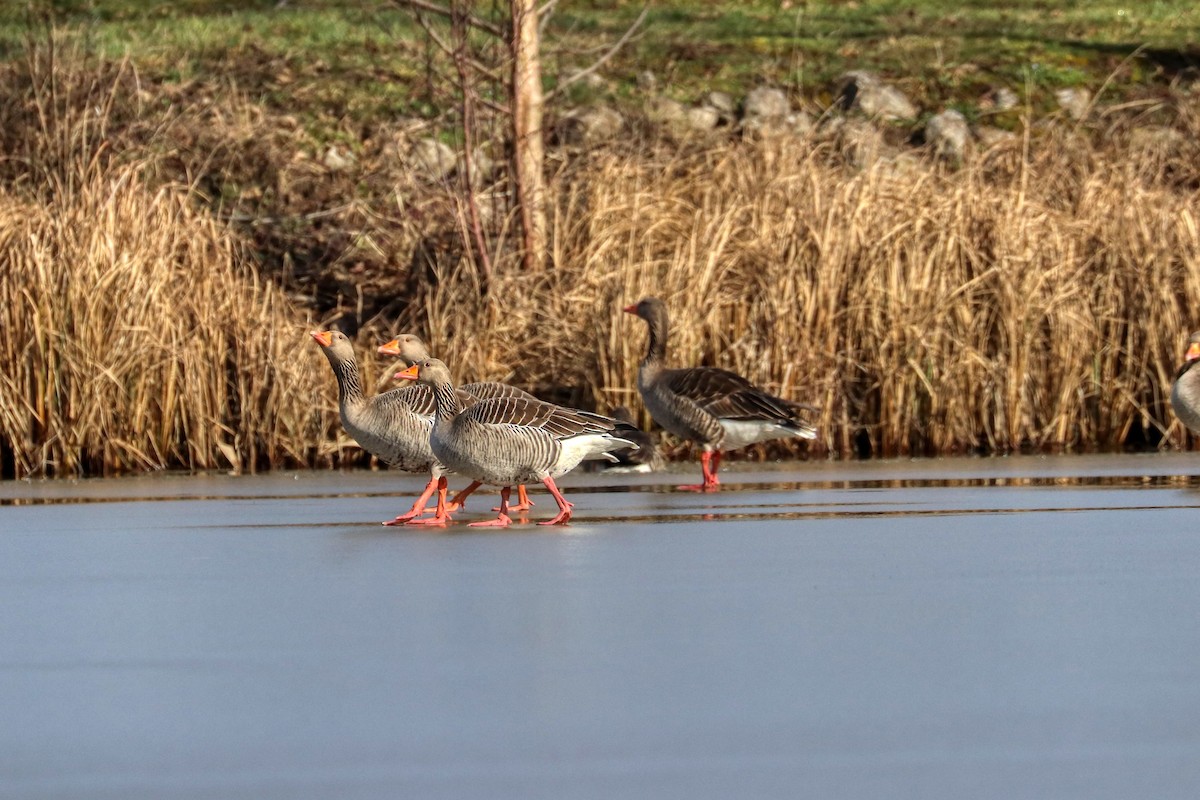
[537,476,574,526]
[407,512,452,527]
[537,505,573,526]
[383,510,422,526]
[382,475,441,525]
[469,513,513,528]
[675,482,719,493]
[472,487,513,527]
[403,476,452,526]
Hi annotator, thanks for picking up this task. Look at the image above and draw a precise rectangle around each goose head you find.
[1186,331,1200,363]
[394,357,454,388]
[310,329,357,365]
[377,333,432,366]
[622,296,667,323]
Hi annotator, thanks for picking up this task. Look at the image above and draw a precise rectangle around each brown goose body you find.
[623,297,817,490]
[1171,331,1200,434]
[397,359,637,526]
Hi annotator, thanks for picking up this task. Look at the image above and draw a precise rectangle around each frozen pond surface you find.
[3,453,1200,799]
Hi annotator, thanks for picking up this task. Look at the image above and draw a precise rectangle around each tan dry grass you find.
[403,116,1200,459]
[0,160,345,476]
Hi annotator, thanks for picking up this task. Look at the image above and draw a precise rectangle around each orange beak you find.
[310,330,333,347]
[622,303,638,314]
[377,338,401,356]
[1187,342,1200,362]
[395,364,420,381]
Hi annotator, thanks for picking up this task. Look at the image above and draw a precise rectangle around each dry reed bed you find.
[4,50,1200,475]
[417,122,1200,459]
[0,161,348,477]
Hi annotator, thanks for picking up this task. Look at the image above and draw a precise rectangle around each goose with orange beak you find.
[395,358,637,527]
[377,332,537,514]
[311,329,474,525]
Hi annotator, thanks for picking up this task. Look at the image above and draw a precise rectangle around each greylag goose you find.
[623,297,818,491]
[311,330,496,525]
[1171,331,1200,433]
[377,332,537,512]
[395,358,637,526]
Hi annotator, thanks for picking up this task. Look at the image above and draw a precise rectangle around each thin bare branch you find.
[391,0,504,38]
[546,6,648,101]
[412,12,504,83]
[537,0,561,36]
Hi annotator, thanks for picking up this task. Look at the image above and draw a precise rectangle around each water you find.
[3,453,1200,799]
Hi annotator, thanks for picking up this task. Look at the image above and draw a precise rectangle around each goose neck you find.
[431,380,464,421]
[642,310,668,368]
[331,357,366,407]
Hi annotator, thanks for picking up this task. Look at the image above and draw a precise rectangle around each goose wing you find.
[463,396,621,439]
[461,381,538,402]
[663,366,817,423]
[370,384,437,417]
[371,384,478,417]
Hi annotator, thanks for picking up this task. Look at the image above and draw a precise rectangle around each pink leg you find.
[445,480,482,513]
[502,484,535,512]
[707,451,722,490]
[408,476,453,526]
[678,450,721,492]
[383,474,439,525]
[470,486,513,528]
[537,476,574,525]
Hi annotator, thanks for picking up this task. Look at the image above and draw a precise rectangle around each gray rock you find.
[879,152,926,179]
[742,86,790,122]
[647,98,721,138]
[686,105,721,132]
[703,90,737,116]
[924,109,970,160]
[1055,87,1091,120]
[410,138,456,180]
[555,106,624,146]
[836,71,917,121]
[701,90,737,125]
[322,145,355,172]
[982,86,1019,112]
[647,96,688,126]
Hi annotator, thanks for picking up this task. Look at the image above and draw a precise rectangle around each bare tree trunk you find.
[510,0,546,271]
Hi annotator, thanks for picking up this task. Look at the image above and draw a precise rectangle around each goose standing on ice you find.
[377,332,538,512]
[311,330,505,525]
[395,358,637,527]
[623,297,818,491]
[1171,330,1200,434]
